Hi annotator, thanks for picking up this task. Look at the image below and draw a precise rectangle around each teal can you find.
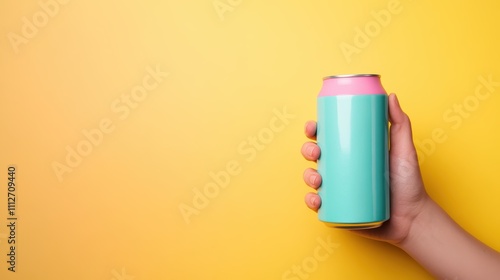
[317,74,389,229]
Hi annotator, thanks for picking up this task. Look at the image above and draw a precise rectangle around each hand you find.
[301,94,431,245]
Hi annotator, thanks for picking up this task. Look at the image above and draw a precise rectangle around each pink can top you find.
[318,74,387,96]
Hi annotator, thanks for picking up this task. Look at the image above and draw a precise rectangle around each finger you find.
[388,94,418,162]
[304,193,321,212]
[301,142,321,161]
[304,121,317,140]
[303,168,322,189]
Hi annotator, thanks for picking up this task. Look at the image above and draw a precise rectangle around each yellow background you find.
[1,0,500,279]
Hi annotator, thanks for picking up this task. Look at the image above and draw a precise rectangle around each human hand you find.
[301,93,431,245]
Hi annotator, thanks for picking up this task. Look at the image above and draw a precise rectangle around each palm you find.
[354,152,427,244]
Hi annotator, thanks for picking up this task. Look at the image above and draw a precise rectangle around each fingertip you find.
[309,172,322,189]
[388,93,406,125]
[304,121,317,139]
[301,142,321,161]
[303,168,322,189]
[310,174,320,187]
[389,93,399,107]
[393,93,400,108]
[305,193,321,211]
[311,195,320,208]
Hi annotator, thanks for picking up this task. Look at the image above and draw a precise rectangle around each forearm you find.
[398,198,500,279]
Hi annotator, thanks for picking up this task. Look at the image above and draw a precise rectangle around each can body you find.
[317,74,389,229]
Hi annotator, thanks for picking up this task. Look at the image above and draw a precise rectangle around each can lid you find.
[323,74,380,80]
[318,74,386,96]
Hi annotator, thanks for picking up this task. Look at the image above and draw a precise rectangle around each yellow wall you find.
[1,0,499,279]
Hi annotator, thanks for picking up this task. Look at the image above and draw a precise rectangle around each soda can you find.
[317,74,389,229]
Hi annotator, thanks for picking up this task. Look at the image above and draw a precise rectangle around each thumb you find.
[388,93,419,164]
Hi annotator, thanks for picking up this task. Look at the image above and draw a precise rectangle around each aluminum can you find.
[317,74,389,229]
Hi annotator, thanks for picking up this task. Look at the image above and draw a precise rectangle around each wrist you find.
[393,194,500,279]
[396,195,437,251]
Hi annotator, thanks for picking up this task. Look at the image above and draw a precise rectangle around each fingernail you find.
[310,174,318,185]
[311,196,317,207]
[306,146,315,157]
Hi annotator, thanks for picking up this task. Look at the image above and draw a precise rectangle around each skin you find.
[301,94,500,279]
